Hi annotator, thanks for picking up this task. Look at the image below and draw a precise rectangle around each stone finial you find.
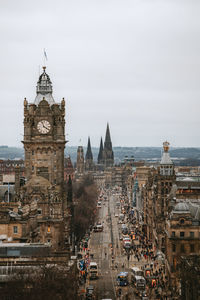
[24,97,28,107]
[61,97,65,107]
[163,141,170,152]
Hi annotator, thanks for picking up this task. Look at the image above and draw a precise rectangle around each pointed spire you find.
[104,123,113,152]
[98,137,104,164]
[85,137,93,160]
[35,66,55,106]
[105,123,111,144]
[85,137,94,171]
[103,123,114,167]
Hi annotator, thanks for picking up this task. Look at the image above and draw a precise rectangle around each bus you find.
[132,275,146,290]
[89,262,98,279]
[116,272,129,286]
[131,267,144,280]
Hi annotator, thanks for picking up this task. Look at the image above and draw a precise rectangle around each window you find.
[190,232,194,238]
[180,232,185,237]
[13,226,18,234]
[172,231,175,237]
[32,150,34,155]
[190,244,195,252]
[172,244,176,252]
[47,226,51,233]
[47,239,51,243]
[32,166,34,171]
[180,219,185,225]
[180,244,185,253]
[38,209,42,215]
[54,179,56,184]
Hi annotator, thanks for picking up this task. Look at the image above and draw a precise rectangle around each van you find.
[89,262,98,279]
[116,272,129,286]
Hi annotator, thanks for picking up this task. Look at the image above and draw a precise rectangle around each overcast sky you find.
[0,0,200,148]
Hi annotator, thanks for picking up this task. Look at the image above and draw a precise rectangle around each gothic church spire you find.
[98,137,104,164]
[85,137,94,171]
[103,123,114,167]
[85,137,93,160]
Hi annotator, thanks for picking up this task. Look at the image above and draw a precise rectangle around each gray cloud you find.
[0,0,200,147]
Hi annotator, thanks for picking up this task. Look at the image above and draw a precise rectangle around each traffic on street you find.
[77,187,167,300]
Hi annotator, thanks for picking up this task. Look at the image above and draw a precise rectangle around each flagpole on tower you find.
[43,48,48,67]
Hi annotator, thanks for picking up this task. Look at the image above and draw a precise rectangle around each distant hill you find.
[0,146,200,166]
[66,146,200,166]
[0,146,24,160]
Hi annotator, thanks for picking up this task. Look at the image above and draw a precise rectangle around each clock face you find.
[37,120,51,134]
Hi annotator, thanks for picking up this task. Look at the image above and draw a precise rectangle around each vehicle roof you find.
[89,262,97,265]
[131,267,141,271]
[87,285,94,290]
[118,272,128,276]
[135,275,145,280]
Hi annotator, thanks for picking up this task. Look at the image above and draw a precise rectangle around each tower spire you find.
[34,66,55,106]
[105,123,111,144]
[103,123,114,167]
[98,137,104,164]
[85,137,93,160]
[85,137,94,171]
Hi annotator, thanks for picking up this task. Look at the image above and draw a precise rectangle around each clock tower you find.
[23,66,66,186]
[21,67,67,249]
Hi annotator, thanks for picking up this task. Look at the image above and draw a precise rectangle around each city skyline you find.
[0,0,200,148]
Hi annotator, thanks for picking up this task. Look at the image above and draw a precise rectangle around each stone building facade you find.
[76,146,84,174]
[165,202,200,295]
[14,66,68,249]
